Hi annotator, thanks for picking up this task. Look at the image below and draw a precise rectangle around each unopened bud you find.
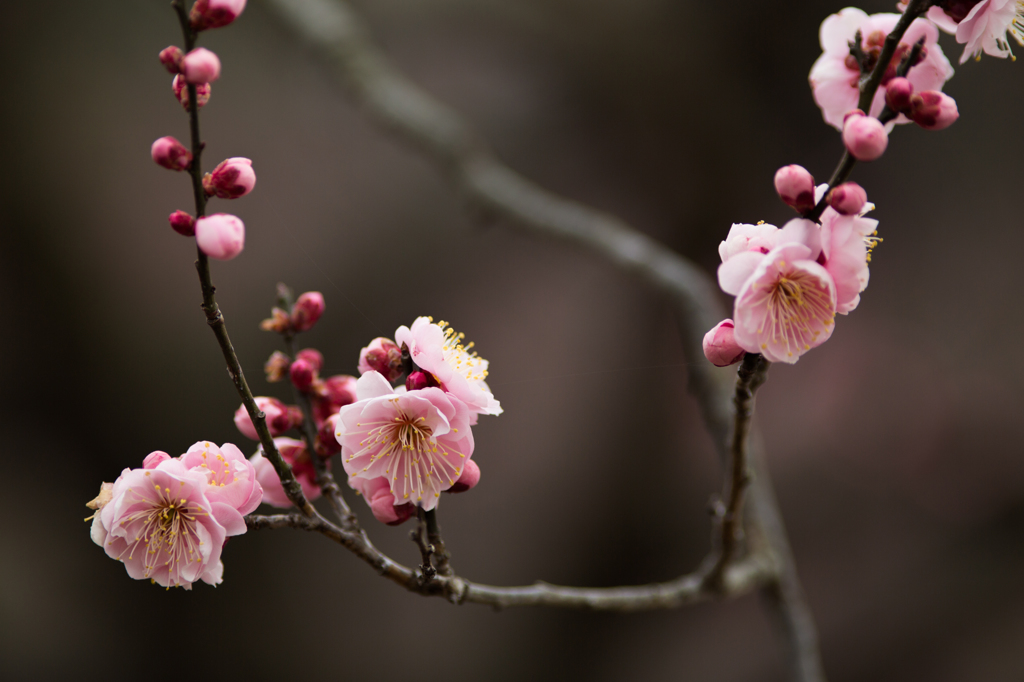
[181,47,221,85]
[447,459,480,494]
[842,112,888,161]
[190,0,248,31]
[264,350,291,382]
[319,375,357,409]
[158,46,184,74]
[291,292,325,332]
[827,182,868,216]
[405,370,439,392]
[289,358,317,392]
[234,397,293,440]
[203,157,256,199]
[295,348,324,373]
[315,414,342,458]
[703,319,746,367]
[142,451,171,469]
[168,210,196,236]
[908,91,959,131]
[151,136,192,171]
[358,337,405,383]
[195,213,245,261]
[884,77,914,113]
[773,165,816,214]
[173,74,211,111]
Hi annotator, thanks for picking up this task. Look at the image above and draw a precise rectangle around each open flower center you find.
[118,483,206,587]
[756,267,835,358]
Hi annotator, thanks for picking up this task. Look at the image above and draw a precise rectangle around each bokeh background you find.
[3,0,1023,679]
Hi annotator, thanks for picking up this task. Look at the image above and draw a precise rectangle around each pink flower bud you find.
[358,337,405,383]
[289,358,317,392]
[827,182,868,216]
[172,74,211,111]
[884,77,914,114]
[318,375,357,409]
[315,414,342,458]
[350,476,416,526]
[842,113,888,161]
[447,459,480,494]
[195,213,245,260]
[703,319,746,367]
[291,292,325,332]
[773,165,816,214]
[158,46,184,74]
[202,157,256,199]
[142,451,171,469]
[150,136,192,171]
[190,0,247,31]
[405,370,439,392]
[234,397,293,440]
[168,210,196,236]
[908,91,959,131]
[295,348,324,373]
[181,48,221,85]
[264,351,291,382]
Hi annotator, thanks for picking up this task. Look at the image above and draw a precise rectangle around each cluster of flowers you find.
[150,0,254,261]
[87,442,262,589]
[336,317,501,524]
[703,1,1012,366]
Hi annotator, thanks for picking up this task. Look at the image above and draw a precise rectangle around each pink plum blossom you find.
[312,374,358,423]
[195,213,245,260]
[819,200,880,315]
[358,337,405,383]
[336,371,475,510]
[703,319,746,367]
[827,182,868,216]
[151,136,191,171]
[908,91,960,130]
[203,157,256,199]
[173,74,211,111]
[250,437,321,508]
[394,317,501,418]
[180,441,263,518]
[349,475,415,526]
[233,396,297,441]
[158,46,184,74]
[190,0,248,31]
[93,459,237,589]
[291,292,324,332]
[296,348,324,373]
[168,210,196,236]
[181,48,221,85]
[732,243,837,364]
[809,8,954,129]
[928,0,1024,63]
[774,165,816,214]
[842,112,888,161]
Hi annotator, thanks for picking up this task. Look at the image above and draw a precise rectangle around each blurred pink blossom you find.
[251,437,321,508]
[195,213,245,260]
[827,182,868,216]
[233,396,296,441]
[290,292,324,332]
[190,0,248,31]
[842,112,888,161]
[336,371,475,510]
[774,165,816,214]
[168,210,196,236]
[908,91,960,130]
[173,74,211,111]
[810,8,953,129]
[181,48,221,85]
[158,46,183,74]
[928,0,1024,63]
[150,136,191,171]
[358,337,405,383]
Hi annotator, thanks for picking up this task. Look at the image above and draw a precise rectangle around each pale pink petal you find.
[718,251,765,296]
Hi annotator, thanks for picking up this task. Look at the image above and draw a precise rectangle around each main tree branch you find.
[262,0,824,678]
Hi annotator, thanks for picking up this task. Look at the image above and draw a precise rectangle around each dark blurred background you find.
[2,0,1023,679]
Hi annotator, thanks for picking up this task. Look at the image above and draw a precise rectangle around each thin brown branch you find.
[246,513,775,610]
[172,0,314,517]
[262,1,825,676]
